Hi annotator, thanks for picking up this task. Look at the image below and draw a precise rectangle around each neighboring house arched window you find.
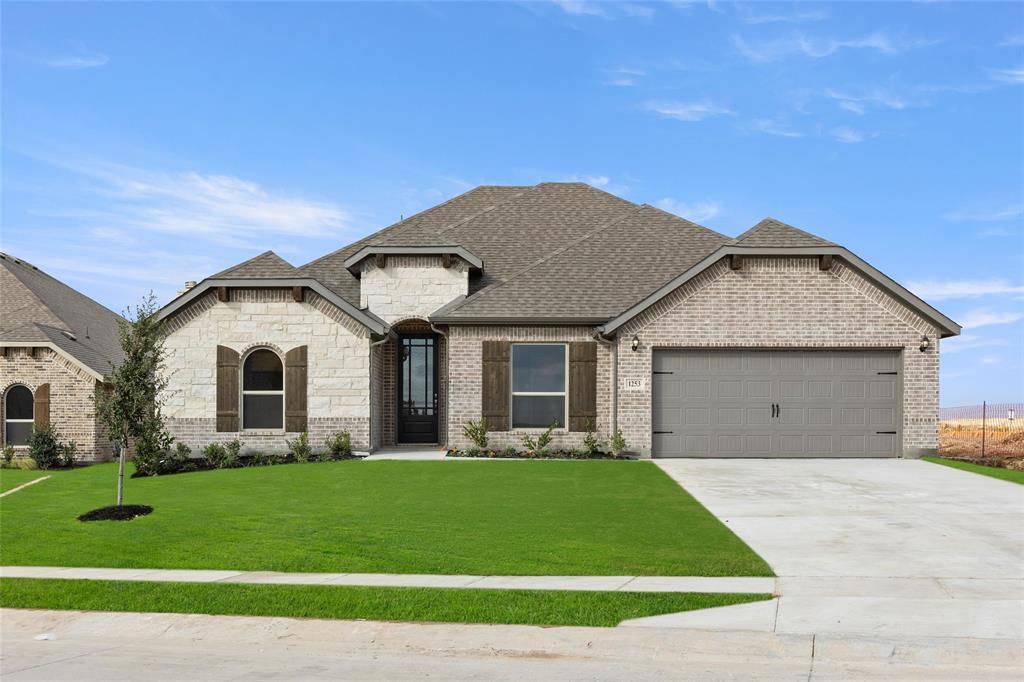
[4,384,34,446]
[242,349,284,430]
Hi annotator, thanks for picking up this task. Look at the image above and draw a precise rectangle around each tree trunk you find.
[117,440,126,506]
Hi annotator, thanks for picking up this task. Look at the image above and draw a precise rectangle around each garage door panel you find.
[652,349,901,458]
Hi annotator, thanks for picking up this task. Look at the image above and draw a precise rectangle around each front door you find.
[397,334,438,443]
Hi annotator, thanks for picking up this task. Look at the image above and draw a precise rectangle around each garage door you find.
[652,350,901,458]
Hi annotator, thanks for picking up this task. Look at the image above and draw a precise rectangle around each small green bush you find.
[325,431,352,459]
[13,457,38,470]
[500,446,518,457]
[609,429,627,456]
[2,444,15,467]
[60,440,78,468]
[248,451,279,467]
[582,418,603,456]
[462,418,489,449]
[202,442,231,469]
[521,422,556,455]
[465,446,481,457]
[287,432,313,463]
[27,424,64,470]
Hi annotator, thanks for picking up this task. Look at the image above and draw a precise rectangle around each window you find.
[4,385,33,446]
[242,349,284,430]
[511,344,566,428]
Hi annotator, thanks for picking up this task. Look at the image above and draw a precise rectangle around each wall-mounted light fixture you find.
[631,335,640,352]
[919,335,930,353]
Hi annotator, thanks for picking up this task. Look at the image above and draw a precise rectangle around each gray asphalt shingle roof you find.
[0,253,125,376]
[204,183,843,324]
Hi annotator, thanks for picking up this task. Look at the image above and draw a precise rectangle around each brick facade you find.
[614,257,940,457]
[0,347,112,461]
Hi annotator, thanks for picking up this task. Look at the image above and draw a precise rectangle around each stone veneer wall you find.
[161,288,372,453]
[0,347,112,461]
[359,256,469,323]
[447,326,611,450]
[614,257,940,458]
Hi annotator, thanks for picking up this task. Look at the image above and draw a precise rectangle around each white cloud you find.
[656,198,721,222]
[643,99,735,121]
[32,158,352,245]
[42,49,109,69]
[944,204,1024,222]
[960,308,1024,329]
[737,7,827,24]
[750,118,803,138]
[824,88,911,115]
[906,279,1024,300]
[604,67,646,86]
[551,0,606,16]
[978,356,1000,365]
[733,31,934,63]
[621,3,655,18]
[831,126,866,143]
[990,66,1024,84]
[940,334,1011,355]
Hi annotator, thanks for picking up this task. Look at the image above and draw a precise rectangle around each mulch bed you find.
[447,449,632,460]
[78,505,154,522]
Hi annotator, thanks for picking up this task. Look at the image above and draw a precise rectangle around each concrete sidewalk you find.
[4,608,1021,681]
[0,566,775,594]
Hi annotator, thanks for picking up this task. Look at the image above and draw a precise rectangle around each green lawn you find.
[0,578,771,627]
[0,460,771,576]
[924,457,1024,485]
[0,468,49,493]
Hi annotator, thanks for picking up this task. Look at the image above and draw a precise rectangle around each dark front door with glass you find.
[397,334,438,443]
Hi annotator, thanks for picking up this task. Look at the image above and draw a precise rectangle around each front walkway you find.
[643,459,1024,640]
[0,566,773,594]
[363,445,447,460]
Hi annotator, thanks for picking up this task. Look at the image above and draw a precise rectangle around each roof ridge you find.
[299,185,500,270]
[438,203,648,312]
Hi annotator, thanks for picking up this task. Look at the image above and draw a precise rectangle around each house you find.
[0,253,125,461]
[157,182,960,458]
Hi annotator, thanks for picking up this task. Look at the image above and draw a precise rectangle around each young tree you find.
[95,293,169,505]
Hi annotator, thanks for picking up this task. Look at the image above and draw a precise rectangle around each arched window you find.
[4,385,34,446]
[242,349,284,430]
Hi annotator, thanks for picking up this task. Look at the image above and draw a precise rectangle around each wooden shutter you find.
[568,342,597,432]
[216,346,240,432]
[481,341,510,431]
[33,383,50,427]
[285,345,308,433]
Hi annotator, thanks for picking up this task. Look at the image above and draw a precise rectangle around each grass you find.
[0,468,48,493]
[924,457,1024,485]
[0,578,772,627]
[0,460,771,576]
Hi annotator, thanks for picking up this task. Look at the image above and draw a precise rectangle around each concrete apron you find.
[639,458,1024,641]
[3,608,1021,682]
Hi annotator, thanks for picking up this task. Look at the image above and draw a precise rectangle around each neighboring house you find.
[0,253,125,461]
[158,182,960,459]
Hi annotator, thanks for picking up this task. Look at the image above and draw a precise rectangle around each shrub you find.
[609,429,628,456]
[14,457,38,470]
[462,418,489,449]
[582,418,603,456]
[27,424,64,470]
[2,444,15,467]
[287,431,313,463]
[165,443,194,474]
[60,440,78,468]
[225,439,241,466]
[325,431,352,460]
[465,446,481,457]
[249,451,278,467]
[132,425,174,476]
[521,421,556,455]
[500,446,518,457]
[202,442,231,469]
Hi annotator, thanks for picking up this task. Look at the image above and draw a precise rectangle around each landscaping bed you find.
[923,456,1024,484]
[0,460,772,577]
[447,448,631,460]
[0,578,772,628]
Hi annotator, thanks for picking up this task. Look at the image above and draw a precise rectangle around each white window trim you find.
[4,384,34,447]
[510,343,568,430]
[240,348,285,432]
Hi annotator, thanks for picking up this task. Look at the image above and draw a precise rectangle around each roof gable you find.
[211,251,297,278]
[732,218,836,248]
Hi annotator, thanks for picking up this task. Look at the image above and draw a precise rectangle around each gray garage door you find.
[652,350,901,458]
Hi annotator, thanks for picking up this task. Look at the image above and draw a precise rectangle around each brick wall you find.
[377,319,448,447]
[0,347,112,461]
[615,257,940,457]
[447,326,611,450]
[161,288,372,454]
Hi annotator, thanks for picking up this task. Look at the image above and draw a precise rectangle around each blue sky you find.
[1,1,1022,405]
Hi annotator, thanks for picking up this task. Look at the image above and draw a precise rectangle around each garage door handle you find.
[877,371,898,375]
[653,431,674,435]
[876,431,897,434]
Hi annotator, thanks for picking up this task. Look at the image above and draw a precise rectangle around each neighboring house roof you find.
[0,252,125,377]
[179,182,960,338]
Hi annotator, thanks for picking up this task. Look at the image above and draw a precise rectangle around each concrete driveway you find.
[645,459,1024,640]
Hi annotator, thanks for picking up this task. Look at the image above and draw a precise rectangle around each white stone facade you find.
[359,256,468,323]
[161,289,372,453]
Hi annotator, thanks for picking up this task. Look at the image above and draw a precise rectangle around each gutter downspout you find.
[429,322,449,449]
[594,330,617,437]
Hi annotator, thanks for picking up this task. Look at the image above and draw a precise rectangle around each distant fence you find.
[939,403,1024,459]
